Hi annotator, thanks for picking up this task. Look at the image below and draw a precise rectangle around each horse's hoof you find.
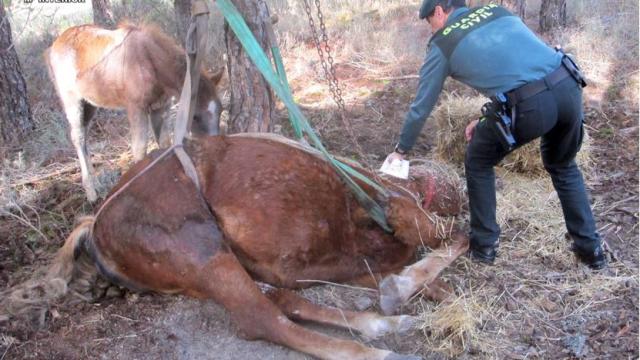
[384,353,423,360]
[379,274,412,315]
[391,315,418,334]
[360,315,418,339]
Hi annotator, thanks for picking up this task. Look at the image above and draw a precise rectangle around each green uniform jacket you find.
[398,5,563,152]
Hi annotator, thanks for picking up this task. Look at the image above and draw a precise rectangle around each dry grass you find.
[555,0,639,110]
[432,94,486,166]
[432,94,593,176]
[419,293,486,356]
[272,0,425,80]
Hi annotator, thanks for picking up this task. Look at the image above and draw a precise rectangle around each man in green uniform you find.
[386,0,606,269]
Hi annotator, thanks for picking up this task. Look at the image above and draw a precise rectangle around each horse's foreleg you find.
[265,288,417,340]
[150,106,171,148]
[379,232,469,315]
[194,251,420,360]
[127,105,150,161]
[65,97,97,202]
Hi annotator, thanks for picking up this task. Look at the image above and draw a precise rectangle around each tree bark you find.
[501,0,526,18]
[224,0,275,133]
[174,0,191,46]
[0,1,34,155]
[539,0,566,32]
[92,0,115,28]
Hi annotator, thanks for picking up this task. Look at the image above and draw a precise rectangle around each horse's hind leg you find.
[195,251,420,360]
[126,105,150,161]
[265,288,417,340]
[65,95,98,202]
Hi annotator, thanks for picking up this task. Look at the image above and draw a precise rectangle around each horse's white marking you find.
[206,101,220,124]
[51,50,78,96]
[207,101,219,118]
[392,275,416,299]
[359,314,416,339]
[362,318,392,338]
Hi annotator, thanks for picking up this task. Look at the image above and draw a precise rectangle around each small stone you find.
[50,309,60,319]
[563,334,587,357]
[505,299,518,311]
[537,297,559,313]
[353,296,374,311]
[105,286,123,298]
[526,346,538,357]
[126,292,139,303]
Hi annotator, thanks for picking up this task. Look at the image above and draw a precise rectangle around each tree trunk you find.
[0,1,34,155]
[539,0,566,32]
[174,0,191,46]
[501,0,526,18]
[224,0,275,133]
[92,0,115,28]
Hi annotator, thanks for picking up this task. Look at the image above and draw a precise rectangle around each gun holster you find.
[482,94,517,152]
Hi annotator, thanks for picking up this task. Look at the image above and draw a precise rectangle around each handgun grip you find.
[493,120,516,151]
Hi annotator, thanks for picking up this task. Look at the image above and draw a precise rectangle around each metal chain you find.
[303,0,344,113]
[302,0,382,180]
[303,0,333,102]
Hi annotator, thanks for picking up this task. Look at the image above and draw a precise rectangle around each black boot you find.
[571,244,607,270]
[469,244,497,265]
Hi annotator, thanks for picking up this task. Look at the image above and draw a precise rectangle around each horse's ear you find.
[205,67,224,86]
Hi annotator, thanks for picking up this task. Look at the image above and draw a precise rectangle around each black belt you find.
[505,65,571,105]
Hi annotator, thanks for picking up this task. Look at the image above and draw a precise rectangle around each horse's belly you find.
[195,136,413,287]
[76,73,128,109]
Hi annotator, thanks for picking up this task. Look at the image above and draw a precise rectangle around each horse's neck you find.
[142,31,187,96]
[164,56,188,95]
[160,53,187,96]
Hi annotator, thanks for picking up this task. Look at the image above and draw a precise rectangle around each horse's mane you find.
[115,21,187,92]
[117,21,184,56]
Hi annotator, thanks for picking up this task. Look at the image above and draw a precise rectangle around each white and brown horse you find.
[3,134,468,360]
[46,23,223,201]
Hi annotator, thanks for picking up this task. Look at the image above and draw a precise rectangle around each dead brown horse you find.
[46,23,223,202]
[5,134,469,360]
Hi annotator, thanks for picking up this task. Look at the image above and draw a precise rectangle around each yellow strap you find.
[174,5,209,190]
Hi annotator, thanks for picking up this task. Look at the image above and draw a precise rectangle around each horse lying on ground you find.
[3,134,468,360]
[46,23,223,202]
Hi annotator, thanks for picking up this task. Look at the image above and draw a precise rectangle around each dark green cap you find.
[420,0,465,19]
[419,0,439,19]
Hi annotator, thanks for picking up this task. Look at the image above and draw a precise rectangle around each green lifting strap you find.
[216,0,392,232]
[270,46,302,138]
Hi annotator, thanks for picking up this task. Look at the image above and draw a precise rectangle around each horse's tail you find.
[1,217,97,325]
[43,47,62,100]
[43,47,54,83]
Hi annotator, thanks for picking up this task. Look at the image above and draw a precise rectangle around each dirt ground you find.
[2,65,638,358]
[1,6,639,360]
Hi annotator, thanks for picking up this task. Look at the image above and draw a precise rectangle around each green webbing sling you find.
[216,0,391,232]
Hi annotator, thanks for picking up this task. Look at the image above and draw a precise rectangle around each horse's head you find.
[386,160,464,247]
[385,162,464,217]
[382,162,465,246]
[192,68,224,136]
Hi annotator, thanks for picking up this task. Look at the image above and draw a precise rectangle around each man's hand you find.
[465,119,480,142]
[385,151,405,164]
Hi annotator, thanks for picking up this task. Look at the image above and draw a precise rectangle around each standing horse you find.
[46,23,223,202]
[3,134,469,360]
